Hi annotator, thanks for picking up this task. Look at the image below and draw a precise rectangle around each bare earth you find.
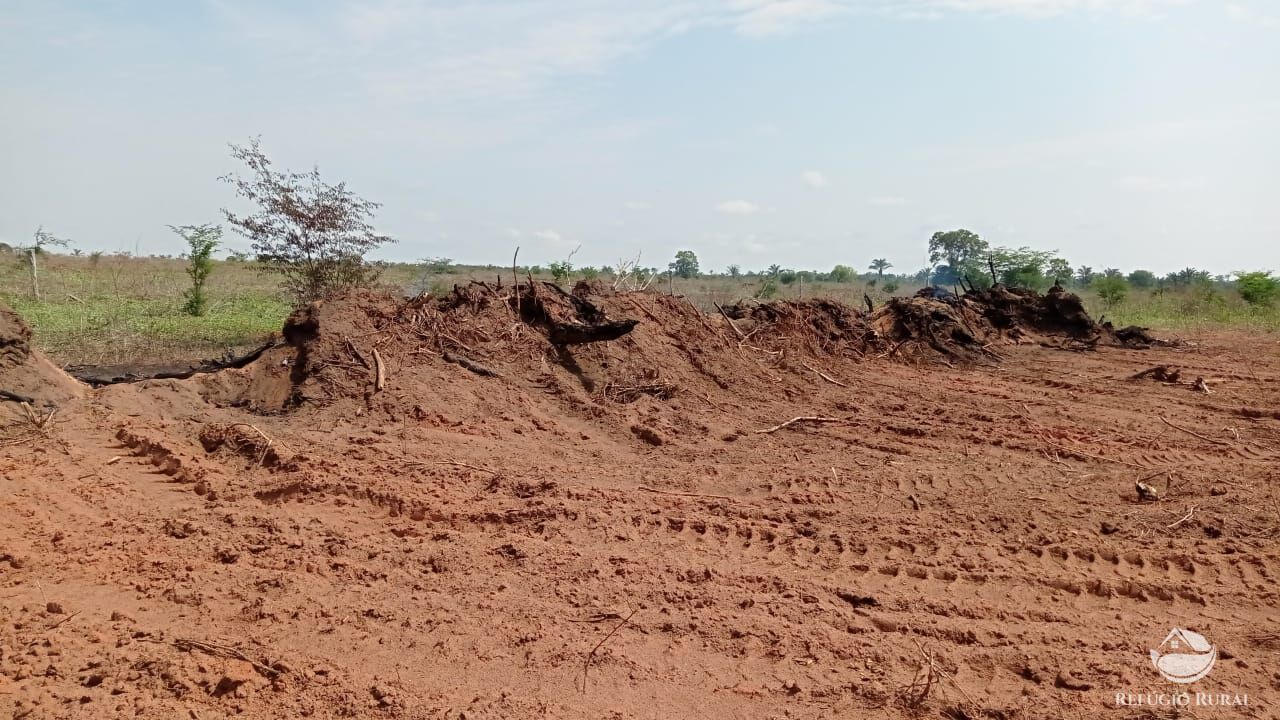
[2,291,1278,719]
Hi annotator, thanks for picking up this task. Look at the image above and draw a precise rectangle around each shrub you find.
[220,138,393,304]
[1236,271,1279,306]
[170,224,222,316]
[1092,275,1129,307]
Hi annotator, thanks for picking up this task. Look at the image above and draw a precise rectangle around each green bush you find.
[1092,275,1128,307]
[1236,271,1278,306]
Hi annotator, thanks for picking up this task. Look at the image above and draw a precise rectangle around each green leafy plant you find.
[1092,275,1129,307]
[1236,271,1278,306]
[220,138,394,304]
[170,224,222,316]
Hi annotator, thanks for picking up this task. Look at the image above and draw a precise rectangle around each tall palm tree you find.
[869,258,893,278]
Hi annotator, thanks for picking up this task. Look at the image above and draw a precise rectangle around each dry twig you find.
[580,608,638,693]
[755,416,848,434]
[372,348,387,391]
[1159,416,1230,447]
[800,362,849,388]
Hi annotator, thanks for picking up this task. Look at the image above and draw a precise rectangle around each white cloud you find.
[531,229,572,247]
[1115,175,1208,192]
[197,1,1203,106]
[729,0,848,36]
[716,199,762,214]
[902,0,1194,19]
[1225,2,1279,27]
[624,200,651,210]
[801,170,828,188]
[868,195,907,206]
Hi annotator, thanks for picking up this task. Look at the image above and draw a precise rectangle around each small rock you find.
[1054,671,1093,691]
[46,602,65,615]
[1100,522,1119,535]
[1135,482,1159,502]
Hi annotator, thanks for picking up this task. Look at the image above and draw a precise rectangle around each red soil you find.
[2,288,1278,719]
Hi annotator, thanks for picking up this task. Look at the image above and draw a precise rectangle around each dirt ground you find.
[2,288,1278,719]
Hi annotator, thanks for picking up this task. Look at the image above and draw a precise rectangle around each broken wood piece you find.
[0,389,35,404]
[372,348,386,391]
[712,302,746,340]
[1159,415,1230,447]
[754,416,848,434]
[443,351,500,378]
[800,362,849,388]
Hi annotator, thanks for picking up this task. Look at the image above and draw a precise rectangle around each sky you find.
[1,0,1277,276]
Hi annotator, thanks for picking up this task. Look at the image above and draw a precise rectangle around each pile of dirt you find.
[203,282,1155,413]
[724,283,1152,362]
[0,302,84,416]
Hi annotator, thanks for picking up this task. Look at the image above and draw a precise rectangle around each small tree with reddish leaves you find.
[220,138,393,304]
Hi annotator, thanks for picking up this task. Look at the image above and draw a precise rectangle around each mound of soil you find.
[0,302,84,414]
[205,282,1155,413]
[724,283,1147,362]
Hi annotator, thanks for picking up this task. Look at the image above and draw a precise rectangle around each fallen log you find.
[67,339,280,386]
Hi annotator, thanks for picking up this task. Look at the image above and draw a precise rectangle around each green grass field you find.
[2,253,1276,366]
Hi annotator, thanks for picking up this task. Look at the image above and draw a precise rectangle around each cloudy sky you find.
[1,0,1276,275]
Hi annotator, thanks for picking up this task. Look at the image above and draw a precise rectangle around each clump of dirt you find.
[965,284,1098,339]
[723,284,1146,362]
[1,303,33,369]
[0,302,84,414]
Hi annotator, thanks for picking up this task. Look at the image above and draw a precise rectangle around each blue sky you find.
[1,0,1276,275]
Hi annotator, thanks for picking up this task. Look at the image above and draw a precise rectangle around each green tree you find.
[777,269,798,285]
[868,258,893,278]
[766,263,782,278]
[220,138,394,303]
[1127,269,1156,288]
[1075,266,1096,285]
[1236,271,1279,306]
[548,260,573,285]
[726,264,742,278]
[1092,275,1129,307]
[1047,258,1072,284]
[170,224,222,316]
[830,264,855,283]
[669,250,700,279]
[928,229,988,284]
[987,246,1062,289]
[1167,267,1211,287]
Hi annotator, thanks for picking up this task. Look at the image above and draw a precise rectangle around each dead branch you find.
[1166,505,1199,529]
[0,390,35,404]
[442,351,500,378]
[580,608,638,693]
[343,336,370,369]
[800,362,849,388]
[372,348,386,391]
[712,302,746,340]
[638,486,733,501]
[1038,437,1147,469]
[167,638,281,678]
[1159,416,1231,447]
[404,460,499,475]
[755,416,848,434]
[512,246,521,317]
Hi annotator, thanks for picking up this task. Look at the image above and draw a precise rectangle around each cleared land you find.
[4,254,1278,367]
[2,284,1278,719]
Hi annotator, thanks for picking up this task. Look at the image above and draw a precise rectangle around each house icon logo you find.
[1150,628,1217,684]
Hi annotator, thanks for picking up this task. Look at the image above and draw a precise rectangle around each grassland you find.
[2,253,1276,367]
